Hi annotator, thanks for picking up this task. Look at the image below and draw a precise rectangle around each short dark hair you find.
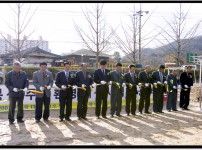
[159,64,165,69]
[64,61,71,66]
[81,63,87,67]
[40,62,47,66]
[187,66,192,69]
[100,59,107,65]
[116,63,122,67]
[128,64,136,69]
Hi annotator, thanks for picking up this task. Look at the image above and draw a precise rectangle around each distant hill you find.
[121,35,202,67]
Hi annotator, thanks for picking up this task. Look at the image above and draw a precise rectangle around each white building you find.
[0,35,49,54]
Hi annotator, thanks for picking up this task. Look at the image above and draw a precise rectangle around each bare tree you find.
[0,3,37,62]
[113,4,158,64]
[74,3,114,66]
[156,3,202,66]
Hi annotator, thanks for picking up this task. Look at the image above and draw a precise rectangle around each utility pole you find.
[136,4,149,65]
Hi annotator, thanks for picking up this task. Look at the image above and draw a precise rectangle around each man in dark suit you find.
[55,62,76,122]
[138,65,152,114]
[166,69,179,112]
[109,63,124,117]
[123,64,138,116]
[33,62,53,123]
[5,61,29,125]
[75,63,93,120]
[94,59,110,119]
[152,64,167,113]
[180,66,193,110]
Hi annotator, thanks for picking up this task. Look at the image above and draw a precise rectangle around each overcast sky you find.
[0,3,202,56]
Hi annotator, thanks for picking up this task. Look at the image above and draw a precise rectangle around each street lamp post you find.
[81,54,84,63]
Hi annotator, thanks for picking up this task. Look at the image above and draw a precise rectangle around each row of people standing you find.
[5,60,193,124]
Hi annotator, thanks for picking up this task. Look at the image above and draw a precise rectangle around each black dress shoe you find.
[127,113,129,116]
[159,111,164,113]
[132,113,136,116]
[59,119,64,122]
[116,114,122,117]
[102,116,107,119]
[97,116,100,119]
[168,110,171,112]
[153,111,158,113]
[173,109,178,111]
[78,117,81,120]
[35,120,40,123]
[65,118,72,121]
[82,117,88,120]
[110,115,114,118]
[184,108,190,111]
[139,111,142,114]
[9,121,14,125]
[17,120,24,123]
[44,119,49,122]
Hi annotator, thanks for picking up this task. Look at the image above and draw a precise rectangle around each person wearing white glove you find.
[173,86,177,89]
[13,88,19,92]
[61,85,67,89]
[178,85,181,89]
[23,87,28,92]
[46,85,51,90]
[166,69,178,112]
[138,83,142,86]
[122,83,126,87]
[40,86,44,91]
[5,61,29,124]
[92,83,96,88]
[72,85,77,89]
[94,59,110,118]
[184,84,189,88]
[164,81,167,84]
[179,66,193,110]
[101,81,106,85]
[82,84,86,88]
[157,81,161,84]
[123,64,138,116]
[109,81,112,85]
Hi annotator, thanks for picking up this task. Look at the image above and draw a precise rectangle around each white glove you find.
[145,83,149,87]
[13,88,18,92]
[109,81,112,85]
[40,87,44,91]
[157,81,161,84]
[122,83,126,87]
[116,82,120,86]
[173,86,177,89]
[72,85,77,89]
[61,85,67,89]
[92,83,96,87]
[101,81,106,85]
[164,81,167,84]
[178,85,181,89]
[190,86,193,89]
[23,87,28,92]
[47,85,51,90]
[82,84,86,88]
[184,85,189,88]
[138,83,142,86]
[129,83,133,87]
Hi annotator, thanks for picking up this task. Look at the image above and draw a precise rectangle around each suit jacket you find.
[94,68,110,94]
[124,72,138,94]
[55,70,75,97]
[110,70,124,95]
[180,71,193,89]
[5,70,29,98]
[75,70,93,97]
[138,71,152,92]
[167,73,178,92]
[32,70,53,98]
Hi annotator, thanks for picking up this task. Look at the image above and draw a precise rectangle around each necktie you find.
[160,72,163,82]
[83,71,86,79]
[102,69,105,76]
[43,72,46,80]
[131,73,134,82]
[65,71,69,81]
